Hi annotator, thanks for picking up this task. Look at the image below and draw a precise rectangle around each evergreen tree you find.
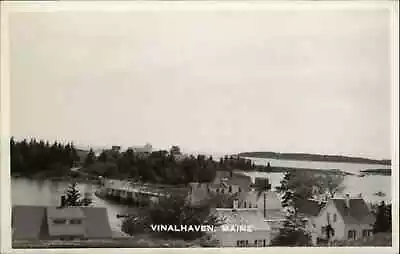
[98,150,108,163]
[373,201,391,233]
[65,182,81,206]
[270,209,312,246]
[84,149,96,167]
[272,171,313,246]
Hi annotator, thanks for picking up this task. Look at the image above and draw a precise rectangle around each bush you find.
[121,193,223,241]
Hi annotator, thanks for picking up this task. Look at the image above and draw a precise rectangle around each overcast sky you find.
[9,8,392,159]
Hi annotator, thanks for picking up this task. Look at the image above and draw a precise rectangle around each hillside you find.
[238,152,391,165]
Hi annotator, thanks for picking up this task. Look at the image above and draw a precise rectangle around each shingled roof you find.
[12,205,113,240]
[215,208,271,231]
[296,199,325,217]
[331,198,375,225]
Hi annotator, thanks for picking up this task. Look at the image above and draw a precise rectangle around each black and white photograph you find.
[0,1,398,251]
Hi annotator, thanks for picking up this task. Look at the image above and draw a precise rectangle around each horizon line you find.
[9,135,391,162]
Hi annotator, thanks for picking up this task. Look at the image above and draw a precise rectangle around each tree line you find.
[10,137,80,177]
[82,146,257,185]
[10,137,260,185]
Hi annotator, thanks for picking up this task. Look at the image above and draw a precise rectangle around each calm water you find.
[11,159,392,233]
[244,157,391,175]
[241,157,392,204]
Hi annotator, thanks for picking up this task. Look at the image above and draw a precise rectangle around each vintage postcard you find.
[0,1,398,253]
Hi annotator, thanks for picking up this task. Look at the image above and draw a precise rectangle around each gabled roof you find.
[81,207,113,238]
[12,206,48,240]
[47,207,85,219]
[331,198,375,225]
[296,199,325,217]
[215,209,270,231]
[12,205,113,240]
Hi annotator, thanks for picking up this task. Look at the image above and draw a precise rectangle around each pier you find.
[95,179,169,206]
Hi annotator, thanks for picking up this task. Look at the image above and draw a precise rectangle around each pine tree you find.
[373,201,391,233]
[270,209,312,246]
[272,171,313,246]
[65,182,81,206]
[84,149,96,167]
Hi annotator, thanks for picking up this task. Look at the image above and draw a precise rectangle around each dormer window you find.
[70,219,82,225]
[53,219,66,224]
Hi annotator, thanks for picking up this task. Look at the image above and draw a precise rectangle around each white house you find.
[130,143,152,154]
[300,194,375,245]
[212,206,272,247]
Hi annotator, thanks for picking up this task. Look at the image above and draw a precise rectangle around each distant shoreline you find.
[250,166,355,176]
[238,152,391,165]
[359,168,391,176]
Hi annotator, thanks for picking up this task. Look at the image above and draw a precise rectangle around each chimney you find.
[345,194,350,208]
[60,195,67,208]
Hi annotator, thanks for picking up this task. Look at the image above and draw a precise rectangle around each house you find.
[300,194,375,245]
[212,170,253,193]
[130,143,152,154]
[187,170,252,205]
[12,205,113,241]
[212,205,272,247]
[111,146,121,152]
[187,174,282,212]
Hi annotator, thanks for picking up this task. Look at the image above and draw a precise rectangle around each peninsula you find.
[238,152,391,165]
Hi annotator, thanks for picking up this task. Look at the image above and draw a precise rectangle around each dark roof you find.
[12,205,112,240]
[82,207,113,238]
[297,199,325,217]
[331,198,375,225]
[12,206,47,240]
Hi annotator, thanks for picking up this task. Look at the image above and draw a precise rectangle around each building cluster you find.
[187,171,375,247]
[12,169,375,247]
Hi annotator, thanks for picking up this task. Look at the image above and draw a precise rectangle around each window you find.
[369,230,374,237]
[326,212,331,223]
[69,219,82,225]
[238,187,242,193]
[53,219,66,225]
[363,229,373,238]
[236,240,247,247]
[228,186,232,193]
[254,240,266,247]
[348,230,357,240]
[333,214,337,223]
